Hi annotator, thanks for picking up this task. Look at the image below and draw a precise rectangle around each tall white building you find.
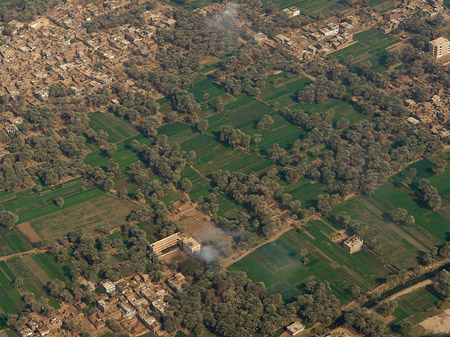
[429,37,450,59]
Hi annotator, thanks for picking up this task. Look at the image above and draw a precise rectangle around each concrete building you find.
[119,302,136,318]
[182,237,201,257]
[282,6,300,17]
[150,233,181,255]
[101,281,116,293]
[167,273,186,292]
[287,321,305,336]
[138,312,156,329]
[429,37,450,59]
[29,17,50,30]
[343,235,364,254]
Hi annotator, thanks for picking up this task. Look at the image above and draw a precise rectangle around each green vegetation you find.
[262,0,346,13]
[88,111,138,143]
[230,221,389,303]
[389,287,442,330]
[330,29,400,71]
[330,155,450,269]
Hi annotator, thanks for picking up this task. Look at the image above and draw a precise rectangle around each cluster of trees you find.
[256,114,274,131]
[276,103,442,211]
[167,269,297,337]
[344,307,386,337]
[334,211,369,238]
[109,87,160,122]
[211,170,283,216]
[297,282,340,324]
[298,75,348,104]
[0,0,61,22]
[434,269,450,300]
[127,202,178,239]
[213,43,301,96]
[138,136,196,182]
[219,126,251,149]
[390,208,415,225]
[42,224,163,284]
[0,210,19,228]
[416,179,441,211]
[419,242,450,265]
[133,175,171,202]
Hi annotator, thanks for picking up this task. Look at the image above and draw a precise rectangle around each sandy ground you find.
[17,222,41,243]
[420,309,450,333]
[384,279,433,302]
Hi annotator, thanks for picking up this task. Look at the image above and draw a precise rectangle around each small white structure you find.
[287,321,305,336]
[282,6,300,17]
[182,237,201,256]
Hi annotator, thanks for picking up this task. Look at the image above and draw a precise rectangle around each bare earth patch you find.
[419,309,450,334]
[17,222,41,243]
[21,255,52,284]
[30,195,135,239]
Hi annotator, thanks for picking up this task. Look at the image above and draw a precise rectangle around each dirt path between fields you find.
[383,279,433,302]
[223,214,323,268]
[0,249,48,262]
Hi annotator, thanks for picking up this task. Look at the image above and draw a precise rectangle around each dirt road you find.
[0,249,48,262]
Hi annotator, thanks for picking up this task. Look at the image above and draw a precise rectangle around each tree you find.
[55,197,64,207]
[399,322,412,336]
[376,300,397,316]
[390,208,408,224]
[196,119,209,134]
[105,143,117,157]
[435,269,450,300]
[180,178,193,192]
[256,114,274,131]
[0,211,19,229]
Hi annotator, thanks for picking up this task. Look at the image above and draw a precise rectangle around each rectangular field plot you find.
[229,222,389,303]
[389,287,442,330]
[1,179,105,225]
[330,29,400,71]
[84,134,153,172]
[262,0,347,13]
[0,228,31,257]
[28,194,135,240]
[88,111,138,143]
[329,169,450,270]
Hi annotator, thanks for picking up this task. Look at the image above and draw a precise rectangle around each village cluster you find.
[15,234,201,337]
[249,0,444,60]
[0,0,175,102]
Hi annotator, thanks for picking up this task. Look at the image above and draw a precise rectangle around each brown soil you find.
[420,309,450,333]
[17,222,41,243]
[21,255,52,284]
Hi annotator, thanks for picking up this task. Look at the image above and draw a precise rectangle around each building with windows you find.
[182,237,201,257]
[343,235,364,254]
[429,37,450,59]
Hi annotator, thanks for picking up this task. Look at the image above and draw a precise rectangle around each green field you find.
[89,111,138,143]
[230,221,390,303]
[388,287,442,332]
[262,0,347,13]
[1,179,104,225]
[330,29,400,72]
[0,227,31,257]
[330,155,450,269]
[0,254,65,328]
